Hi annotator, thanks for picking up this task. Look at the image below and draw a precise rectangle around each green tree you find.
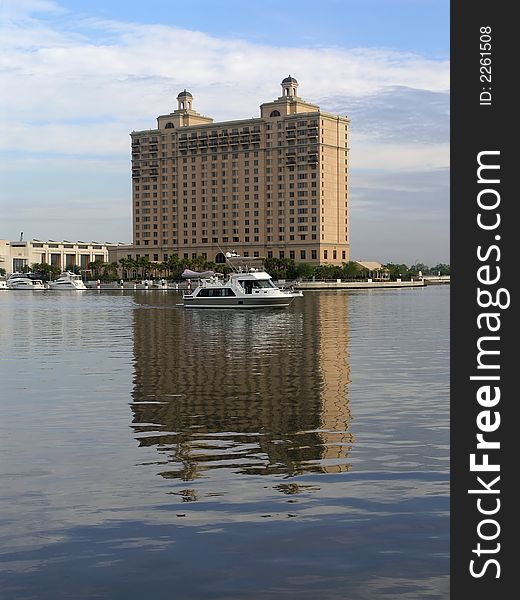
[313,264,343,280]
[103,262,119,282]
[137,256,152,279]
[147,262,159,279]
[172,258,187,280]
[30,262,61,282]
[343,261,361,279]
[383,263,410,280]
[90,259,106,280]
[118,257,130,280]
[166,254,182,279]
[408,262,429,277]
[295,262,314,280]
[157,261,169,278]
[431,263,450,276]
[263,257,296,280]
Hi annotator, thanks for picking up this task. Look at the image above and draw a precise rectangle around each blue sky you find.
[0,0,449,264]
[32,0,449,56]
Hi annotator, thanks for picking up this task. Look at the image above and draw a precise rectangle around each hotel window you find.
[324,250,328,259]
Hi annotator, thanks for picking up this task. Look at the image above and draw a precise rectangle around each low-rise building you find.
[355,261,390,280]
[0,239,118,275]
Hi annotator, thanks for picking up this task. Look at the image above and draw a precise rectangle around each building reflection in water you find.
[130,292,353,485]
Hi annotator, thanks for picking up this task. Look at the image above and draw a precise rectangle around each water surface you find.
[0,286,449,599]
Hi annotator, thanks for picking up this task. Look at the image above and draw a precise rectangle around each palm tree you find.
[149,262,161,279]
[137,256,152,280]
[118,257,131,280]
[90,259,106,280]
[104,262,119,282]
[189,255,209,271]
[30,262,61,282]
[167,254,182,280]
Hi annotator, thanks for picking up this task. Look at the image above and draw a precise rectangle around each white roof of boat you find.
[232,270,271,279]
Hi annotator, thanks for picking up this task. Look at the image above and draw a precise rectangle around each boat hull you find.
[48,272,87,290]
[6,282,45,290]
[48,283,86,290]
[183,295,293,308]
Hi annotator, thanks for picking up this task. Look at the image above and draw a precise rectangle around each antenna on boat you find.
[226,252,239,273]
[216,244,240,273]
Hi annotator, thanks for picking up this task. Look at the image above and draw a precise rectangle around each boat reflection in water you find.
[129,292,353,489]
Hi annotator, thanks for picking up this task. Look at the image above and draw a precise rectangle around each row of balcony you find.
[178,132,261,141]
[132,157,319,177]
[179,136,261,147]
[134,142,319,158]
[133,130,317,149]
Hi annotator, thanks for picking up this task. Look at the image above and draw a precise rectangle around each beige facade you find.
[0,239,112,275]
[128,77,350,265]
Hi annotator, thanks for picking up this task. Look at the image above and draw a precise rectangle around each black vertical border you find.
[451,2,513,597]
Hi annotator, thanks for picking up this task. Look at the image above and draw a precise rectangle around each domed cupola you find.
[281,76,298,97]
[177,89,193,110]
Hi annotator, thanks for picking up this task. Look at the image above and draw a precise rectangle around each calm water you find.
[0,286,449,599]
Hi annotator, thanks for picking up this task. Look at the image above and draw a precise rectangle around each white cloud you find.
[1,0,64,18]
[350,137,449,170]
[1,122,132,156]
[2,11,448,164]
[1,6,449,151]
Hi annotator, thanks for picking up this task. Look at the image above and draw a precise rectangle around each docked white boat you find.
[48,271,87,290]
[6,272,45,290]
[181,255,302,309]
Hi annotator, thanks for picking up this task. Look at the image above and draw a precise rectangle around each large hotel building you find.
[128,77,349,265]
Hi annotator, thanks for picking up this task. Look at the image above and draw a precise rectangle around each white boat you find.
[48,271,87,290]
[182,254,303,309]
[6,272,45,290]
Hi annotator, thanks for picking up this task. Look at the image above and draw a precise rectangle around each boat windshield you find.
[255,279,276,288]
[238,279,276,289]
